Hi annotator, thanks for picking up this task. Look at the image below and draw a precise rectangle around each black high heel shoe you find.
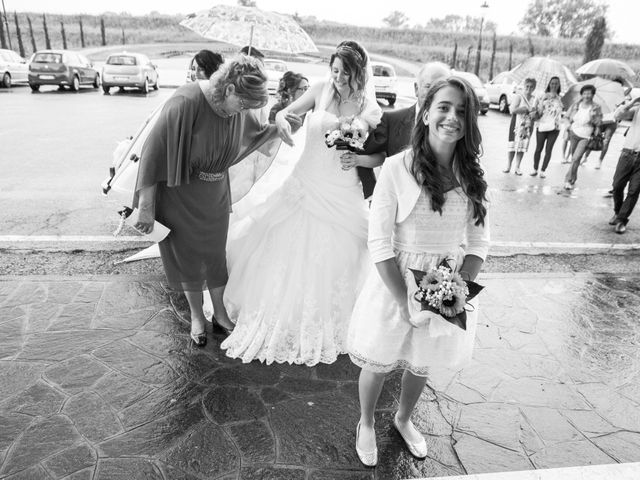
[190,330,207,347]
[211,316,233,336]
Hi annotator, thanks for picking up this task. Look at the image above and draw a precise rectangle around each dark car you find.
[28,49,100,92]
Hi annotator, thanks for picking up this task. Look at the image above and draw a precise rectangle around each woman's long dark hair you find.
[277,71,307,106]
[545,76,561,95]
[329,40,368,100]
[410,76,488,226]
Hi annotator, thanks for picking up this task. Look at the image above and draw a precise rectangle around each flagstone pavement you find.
[1,272,639,480]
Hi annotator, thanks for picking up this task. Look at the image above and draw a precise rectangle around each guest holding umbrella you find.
[530,76,563,178]
[503,78,538,175]
[563,84,602,190]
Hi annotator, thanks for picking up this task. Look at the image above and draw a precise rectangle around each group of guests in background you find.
[131,41,490,467]
[501,74,640,234]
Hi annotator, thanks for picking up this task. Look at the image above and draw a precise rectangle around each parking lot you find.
[1,55,638,247]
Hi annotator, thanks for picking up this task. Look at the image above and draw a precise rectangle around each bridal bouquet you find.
[408,259,484,331]
[324,115,369,152]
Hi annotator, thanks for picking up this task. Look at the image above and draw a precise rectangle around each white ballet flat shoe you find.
[393,413,428,459]
[355,422,378,467]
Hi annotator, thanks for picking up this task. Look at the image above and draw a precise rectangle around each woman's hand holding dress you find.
[134,185,156,234]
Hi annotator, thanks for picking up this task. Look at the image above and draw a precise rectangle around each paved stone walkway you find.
[1,273,640,479]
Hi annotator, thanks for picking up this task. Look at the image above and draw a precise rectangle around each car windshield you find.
[373,65,394,77]
[265,61,286,72]
[107,56,137,66]
[33,53,62,63]
[460,74,482,88]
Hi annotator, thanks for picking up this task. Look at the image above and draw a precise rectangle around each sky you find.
[7,0,639,44]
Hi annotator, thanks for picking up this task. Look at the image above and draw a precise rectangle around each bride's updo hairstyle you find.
[208,55,269,110]
[411,76,488,227]
[330,40,368,98]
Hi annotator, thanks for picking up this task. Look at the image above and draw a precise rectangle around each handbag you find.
[586,132,604,151]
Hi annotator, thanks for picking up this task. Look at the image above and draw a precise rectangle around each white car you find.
[0,49,29,88]
[485,70,518,113]
[101,52,159,94]
[264,59,288,95]
[452,71,490,115]
[371,61,397,106]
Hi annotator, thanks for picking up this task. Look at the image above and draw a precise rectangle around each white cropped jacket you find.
[367,150,490,263]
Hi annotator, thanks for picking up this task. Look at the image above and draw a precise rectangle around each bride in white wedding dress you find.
[221,41,383,365]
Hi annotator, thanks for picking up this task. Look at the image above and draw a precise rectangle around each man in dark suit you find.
[354,62,451,198]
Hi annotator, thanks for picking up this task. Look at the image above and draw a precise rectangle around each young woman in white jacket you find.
[347,76,490,466]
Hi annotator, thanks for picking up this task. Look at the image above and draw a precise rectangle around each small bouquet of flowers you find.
[408,258,484,332]
[324,115,369,152]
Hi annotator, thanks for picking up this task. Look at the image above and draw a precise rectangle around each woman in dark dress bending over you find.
[134,55,297,346]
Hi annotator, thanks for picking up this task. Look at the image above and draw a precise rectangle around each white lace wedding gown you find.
[221,84,375,366]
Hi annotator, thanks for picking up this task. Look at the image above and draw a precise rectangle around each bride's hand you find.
[275,110,295,146]
[340,151,357,171]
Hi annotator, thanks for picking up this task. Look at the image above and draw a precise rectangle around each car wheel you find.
[388,96,396,107]
[1,72,10,88]
[498,95,509,114]
[141,78,149,94]
[102,85,110,94]
[480,109,488,115]
[93,74,100,88]
[29,83,40,92]
[153,77,159,90]
[70,75,80,92]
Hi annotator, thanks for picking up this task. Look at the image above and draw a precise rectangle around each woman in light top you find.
[347,76,490,466]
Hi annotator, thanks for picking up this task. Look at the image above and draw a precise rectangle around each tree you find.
[527,36,535,57]
[42,13,51,49]
[27,16,36,53]
[79,17,85,48]
[237,0,257,6]
[508,42,513,70]
[489,31,497,80]
[583,16,606,64]
[464,45,473,71]
[121,27,125,45]
[100,17,106,46]
[382,10,409,28]
[60,21,67,50]
[13,12,25,57]
[0,13,7,49]
[426,14,496,33]
[451,41,458,69]
[519,0,608,38]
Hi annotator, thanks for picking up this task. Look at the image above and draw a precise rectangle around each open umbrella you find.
[509,56,577,94]
[576,59,635,82]
[179,5,318,54]
[561,77,625,114]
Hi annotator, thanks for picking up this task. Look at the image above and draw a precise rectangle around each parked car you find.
[452,71,490,115]
[371,61,397,106]
[485,70,519,113]
[264,59,288,94]
[0,49,28,88]
[102,52,159,94]
[28,49,100,92]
